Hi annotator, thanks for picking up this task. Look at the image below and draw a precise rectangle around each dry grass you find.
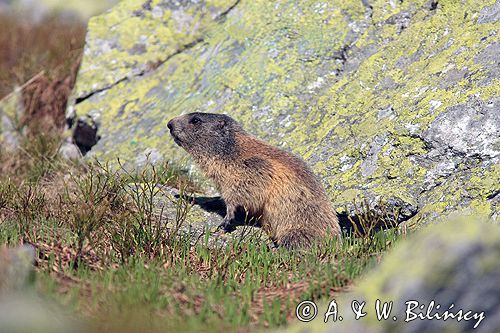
[0,14,85,136]
[0,14,85,97]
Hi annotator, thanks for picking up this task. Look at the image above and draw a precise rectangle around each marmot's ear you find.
[217,119,226,129]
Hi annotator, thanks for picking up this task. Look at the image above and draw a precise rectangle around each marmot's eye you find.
[190,116,201,125]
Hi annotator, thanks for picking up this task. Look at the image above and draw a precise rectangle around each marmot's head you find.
[167,112,243,156]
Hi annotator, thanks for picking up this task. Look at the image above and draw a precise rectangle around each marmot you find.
[167,112,341,248]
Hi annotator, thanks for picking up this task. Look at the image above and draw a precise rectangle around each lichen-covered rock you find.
[0,89,24,153]
[0,0,119,21]
[0,245,35,293]
[0,246,74,333]
[69,0,500,226]
[281,218,500,333]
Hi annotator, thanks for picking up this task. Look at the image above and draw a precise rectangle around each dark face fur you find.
[167,112,241,157]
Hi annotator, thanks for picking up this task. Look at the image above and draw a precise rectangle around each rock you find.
[281,217,500,333]
[0,245,35,294]
[58,137,83,160]
[0,88,24,153]
[0,296,76,333]
[0,244,75,333]
[68,0,499,226]
[0,0,119,21]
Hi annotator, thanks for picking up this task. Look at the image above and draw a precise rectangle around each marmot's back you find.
[167,112,341,248]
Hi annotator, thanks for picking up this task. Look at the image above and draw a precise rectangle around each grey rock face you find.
[0,245,76,333]
[0,245,35,293]
[0,115,21,152]
[0,0,119,21]
[58,138,83,160]
[0,89,24,153]
[423,98,500,160]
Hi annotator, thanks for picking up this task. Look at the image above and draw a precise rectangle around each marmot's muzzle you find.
[167,119,183,146]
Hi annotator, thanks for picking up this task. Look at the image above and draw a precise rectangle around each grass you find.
[0,131,408,333]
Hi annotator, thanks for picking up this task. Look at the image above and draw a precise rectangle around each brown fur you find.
[167,112,341,248]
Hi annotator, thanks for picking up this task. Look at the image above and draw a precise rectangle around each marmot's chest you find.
[198,158,244,186]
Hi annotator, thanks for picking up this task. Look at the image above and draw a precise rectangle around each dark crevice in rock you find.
[332,45,350,63]
[66,116,74,129]
[72,117,100,155]
[384,12,412,34]
[487,189,500,200]
[361,0,373,19]
[441,144,492,162]
[216,0,241,21]
[429,1,439,11]
[75,77,129,105]
[300,43,351,65]
[141,37,206,77]
[406,131,494,162]
[419,183,439,196]
[338,205,418,234]
[142,0,153,11]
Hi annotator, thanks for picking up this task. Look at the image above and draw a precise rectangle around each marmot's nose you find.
[167,120,174,132]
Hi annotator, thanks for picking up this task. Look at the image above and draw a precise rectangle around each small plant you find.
[19,132,65,182]
[105,160,194,263]
[0,180,47,242]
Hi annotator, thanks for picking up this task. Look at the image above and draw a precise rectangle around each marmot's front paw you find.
[217,222,236,233]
